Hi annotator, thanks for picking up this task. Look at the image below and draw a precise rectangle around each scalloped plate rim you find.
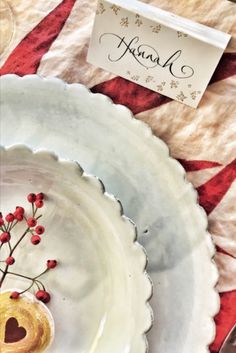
[0,144,153,353]
[0,74,220,353]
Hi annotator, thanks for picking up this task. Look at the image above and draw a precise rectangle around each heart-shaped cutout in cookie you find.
[5,317,27,343]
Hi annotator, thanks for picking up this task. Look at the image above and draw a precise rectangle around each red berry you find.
[0,218,4,226]
[15,206,25,214]
[35,290,46,300]
[35,200,44,208]
[35,225,45,235]
[6,256,15,265]
[35,290,51,303]
[36,193,44,201]
[10,291,20,299]
[27,193,36,203]
[0,232,11,243]
[14,211,24,221]
[27,217,37,227]
[47,260,57,269]
[5,213,15,223]
[31,235,41,245]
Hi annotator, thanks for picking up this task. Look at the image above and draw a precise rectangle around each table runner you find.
[0,0,235,351]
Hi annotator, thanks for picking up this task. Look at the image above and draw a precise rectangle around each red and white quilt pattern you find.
[0,1,235,351]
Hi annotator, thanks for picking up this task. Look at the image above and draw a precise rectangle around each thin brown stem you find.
[7,270,46,290]
[10,229,30,257]
[1,223,7,233]
[34,268,49,279]
[0,228,29,287]
[9,220,18,232]
[35,281,41,290]
[8,241,12,252]
[36,279,45,291]
[7,270,32,280]
[6,223,10,232]
[19,280,35,295]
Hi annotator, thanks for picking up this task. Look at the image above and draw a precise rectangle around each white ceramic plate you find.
[0,145,151,353]
[0,75,219,353]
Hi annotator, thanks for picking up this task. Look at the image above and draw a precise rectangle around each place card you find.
[87,0,231,108]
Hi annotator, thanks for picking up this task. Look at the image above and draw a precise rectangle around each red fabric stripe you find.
[216,246,236,260]
[197,158,236,215]
[0,0,77,76]
[178,159,222,172]
[91,52,236,114]
[0,6,235,352]
[91,77,171,115]
[210,52,236,84]
[210,291,236,353]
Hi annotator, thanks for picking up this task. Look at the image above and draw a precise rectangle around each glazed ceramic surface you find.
[0,146,151,353]
[0,75,219,353]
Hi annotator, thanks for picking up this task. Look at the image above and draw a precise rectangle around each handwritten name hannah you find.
[99,33,194,79]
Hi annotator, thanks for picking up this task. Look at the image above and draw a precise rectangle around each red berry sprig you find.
[35,290,51,304]
[35,226,45,235]
[31,235,41,245]
[27,217,37,227]
[0,232,11,243]
[27,193,36,203]
[5,213,15,223]
[6,256,15,265]
[47,260,57,269]
[10,291,20,299]
[0,193,58,304]
[35,200,44,208]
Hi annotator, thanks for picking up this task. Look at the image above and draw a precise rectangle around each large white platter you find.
[0,146,151,353]
[0,75,219,353]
